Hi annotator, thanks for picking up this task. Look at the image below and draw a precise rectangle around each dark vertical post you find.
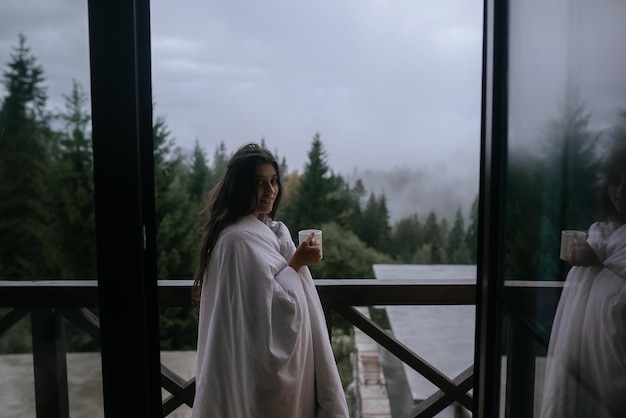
[87,0,161,417]
[505,308,537,418]
[31,308,69,418]
[474,0,509,416]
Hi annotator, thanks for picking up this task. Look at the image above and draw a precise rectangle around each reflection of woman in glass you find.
[541,140,626,418]
[191,143,348,418]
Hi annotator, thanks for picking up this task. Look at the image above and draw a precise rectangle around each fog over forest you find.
[346,164,479,224]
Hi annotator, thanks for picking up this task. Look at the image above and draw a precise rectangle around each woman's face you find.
[252,163,279,219]
[608,173,625,216]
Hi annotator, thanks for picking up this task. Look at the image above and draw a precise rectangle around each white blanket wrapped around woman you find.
[541,222,626,418]
[192,215,349,418]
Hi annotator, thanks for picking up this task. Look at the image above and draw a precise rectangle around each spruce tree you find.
[152,115,198,349]
[152,115,196,279]
[187,140,212,204]
[48,79,96,278]
[0,34,52,279]
[448,207,470,264]
[540,84,600,232]
[439,217,450,260]
[359,192,379,248]
[390,213,422,263]
[359,192,391,254]
[212,141,229,181]
[327,172,362,230]
[504,155,542,279]
[377,194,392,253]
[465,195,478,264]
[352,179,366,207]
[505,86,601,281]
[422,211,444,263]
[288,133,334,232]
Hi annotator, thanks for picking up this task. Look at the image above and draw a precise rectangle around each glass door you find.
[478,0,626,416]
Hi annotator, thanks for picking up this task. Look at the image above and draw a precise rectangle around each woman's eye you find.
[256,179,278,186]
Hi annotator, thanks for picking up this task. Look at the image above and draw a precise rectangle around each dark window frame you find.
[88,0,162,416]
[474,0,509,416]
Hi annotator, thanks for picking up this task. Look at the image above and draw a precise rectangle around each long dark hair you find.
[597,137,626,222]
[192,143,283,302]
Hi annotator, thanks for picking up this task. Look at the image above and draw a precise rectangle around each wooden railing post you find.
[505,310,536,418]
[31,308,69,418]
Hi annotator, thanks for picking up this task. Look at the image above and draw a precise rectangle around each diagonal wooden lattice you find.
[57,308,195,416]
[161,364,195,415]
[0,306,196,417]
[335,305,473,417]
[0,280,570,418]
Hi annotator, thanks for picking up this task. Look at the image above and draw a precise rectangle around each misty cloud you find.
[347,159,479,224]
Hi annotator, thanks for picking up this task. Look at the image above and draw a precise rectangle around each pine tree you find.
[152,115,196,279]
[287,133,334,233]
[279,156,288,177]
[48,79,96,278]
[327,172,362,230]
[359,192,379,248]
[439,217,450,258]
[390,213,422,263]
[0,34,53,279]
[504,155,542,279]
[504,85,601,281]
[465,195,478,264]
[448,207,470,264]
[152,115,198,350]
[212,141,229,181]
[353,179,366,207]
[187,140,212,204]
[422,211,444,263]
[343,178,366,233]
[540,84,600,232]
[358,192,391,253]
[0,34,46,121]
[377,194,392,253]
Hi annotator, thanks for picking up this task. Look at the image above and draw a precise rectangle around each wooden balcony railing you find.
[0,279,563,418]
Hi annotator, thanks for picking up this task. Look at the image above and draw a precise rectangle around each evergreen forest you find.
[1,35,623,353]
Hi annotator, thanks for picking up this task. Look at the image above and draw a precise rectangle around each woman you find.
[191,143,349,418]
[541,142,626,418]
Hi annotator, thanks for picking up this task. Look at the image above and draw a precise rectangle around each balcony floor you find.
[0,351,197,418]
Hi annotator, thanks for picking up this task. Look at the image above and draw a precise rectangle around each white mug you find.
[298,229,323,259]
[560,230,586,261]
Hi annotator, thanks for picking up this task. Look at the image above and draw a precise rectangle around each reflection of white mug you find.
[560,230,586,261]
[298,229,323,259]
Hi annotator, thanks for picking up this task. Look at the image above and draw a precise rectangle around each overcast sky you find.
[0,0,484,177]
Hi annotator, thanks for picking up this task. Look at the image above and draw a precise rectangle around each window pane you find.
[504,0,626,415]
[150,2,483,416]
[0,1,102,417]
[0,3,95,282]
